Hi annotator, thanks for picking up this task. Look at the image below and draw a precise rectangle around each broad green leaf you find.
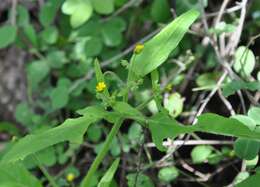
[127,173,154,187]
[0,163,42,187]
[85,37,103,57]
[232,115,256,130]
[149,112,260,151]
[222,80,260,97]
[233,46,255,77]
[164,92,184,117]
[87,124,102,142]
[27,60,50,90]
[62,0,93,28]
[129,10,199,79]
[234,172,250,185]
[47,50,68,69]
[91,0,114,15]
[151,0,171,23]
[234,138,260,160]
[50,85,69,109]
[112,102,144,121]
[98,158,120,187]
[40,26,58,44]
[0,25,17,49]
[191,145,213,164]
[195,72,221,89]
[248,107,260,125]
[39,1,59,27]
[101,24,122,47]
[158,167,179,183]
[236,172,260,187]
[1,106,106,164]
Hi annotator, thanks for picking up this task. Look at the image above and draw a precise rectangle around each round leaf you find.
[0,25,17,49]
[234,138,260,160]
[191,145,213,164]
[233,46,255,77]
[158,167,179,183]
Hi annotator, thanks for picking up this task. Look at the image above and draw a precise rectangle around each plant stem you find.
[81,118,124,187]
[33,155,58,187]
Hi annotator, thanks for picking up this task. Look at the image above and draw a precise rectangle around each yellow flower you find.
[66,173,75,182]
[96,81,106,92]
[134,43,144,54]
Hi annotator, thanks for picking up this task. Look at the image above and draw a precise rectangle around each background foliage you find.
[0,0,260,186]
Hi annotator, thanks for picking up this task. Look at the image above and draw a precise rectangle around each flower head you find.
[96,81,106,92]
[66,173,75,182]
[134,43,144,54]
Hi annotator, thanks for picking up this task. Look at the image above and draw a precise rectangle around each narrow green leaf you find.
[129,9,199,79]
[98,158,120,187]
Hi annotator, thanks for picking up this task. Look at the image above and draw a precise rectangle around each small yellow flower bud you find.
[134,43,144,54]
[96,81,106,92]
[66,173,75,182]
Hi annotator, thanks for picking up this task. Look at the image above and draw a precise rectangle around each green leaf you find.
[195,72,221,89]
[62,0,93,28]
[248,107,260,125]
[126,173,154,187]
[0,163,42,187]
[151,0,171,23]
[87,124,102,142]
[233,46,255,77]
[40,26,58,44]
[85,37,103,57]
[101,23,122,47]
[191,145,213,164]
[0,25,17,49]
[234,138,260,160]
[112,102,144,121]
[149,112,260,151]
[47,50,68,69]
[23,24,38,47]
[129,9,199,79]
[17,5,30,26]
[164,92,184,117]
[91,0,114,15]
[98,158,120,187]
[39,1,59,27]
[1,106,106,164]
[27,60,50,90]
[158,167,179,183]
[234,172,250,185]
[236,172,260,187]
[232,115,256,130]
[222,80,260,97]
[50,85,69,109]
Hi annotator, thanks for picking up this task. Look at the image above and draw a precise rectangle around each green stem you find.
[33,155,58,187]
[81,118,124,187]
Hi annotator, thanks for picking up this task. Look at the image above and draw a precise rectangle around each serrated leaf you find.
[1,106,106,164]
[149,112,260,151]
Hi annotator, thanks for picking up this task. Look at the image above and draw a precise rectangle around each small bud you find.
[134,43,144,54]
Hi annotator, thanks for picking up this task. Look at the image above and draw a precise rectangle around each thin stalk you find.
[81,118,124,187]
[33,155,58,187]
